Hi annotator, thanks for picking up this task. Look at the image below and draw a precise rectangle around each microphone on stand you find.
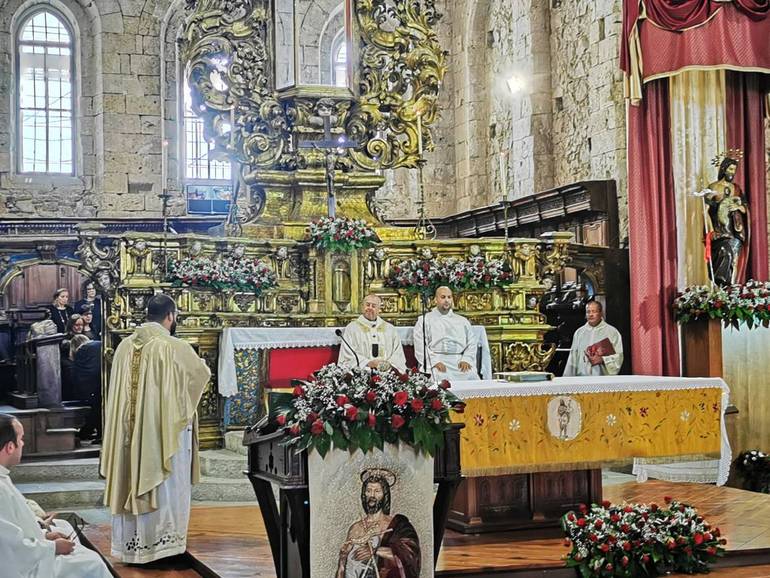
[419,290,433,378]
[335,328,362,369]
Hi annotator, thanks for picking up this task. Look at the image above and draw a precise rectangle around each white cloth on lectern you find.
[111,425,193,564]
[563,320,623,377]
[0,465,110,578]
[338,316,407,372]
[413,308,480,381]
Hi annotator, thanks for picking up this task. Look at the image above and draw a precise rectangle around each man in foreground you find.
[101,293,211,563]
[0,413,111,577]
[563,300,623,377]
[413,286,480,381]
[339,294,407,373]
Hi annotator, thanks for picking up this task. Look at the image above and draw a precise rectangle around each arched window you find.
[182,79,232,214]
[16,8,75,174]
[331,32,347,88]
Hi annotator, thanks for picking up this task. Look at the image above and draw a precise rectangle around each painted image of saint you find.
[336,468,421,578]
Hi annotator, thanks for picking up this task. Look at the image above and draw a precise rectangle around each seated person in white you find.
[563,300,623,377]
[413,286,480,381]
[0,413,111,578]
[339,294,407,372]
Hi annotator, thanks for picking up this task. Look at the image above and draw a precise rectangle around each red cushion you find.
[266,346,340,388]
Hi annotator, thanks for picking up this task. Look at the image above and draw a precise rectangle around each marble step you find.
[199,448,248,479]
[192,476,255,503]
[11,457,100,483]
[16,479,106,511]
[224,430,248,456]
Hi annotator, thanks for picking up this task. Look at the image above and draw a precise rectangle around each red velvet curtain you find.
[726,72,769,281]
[628,79,680,376]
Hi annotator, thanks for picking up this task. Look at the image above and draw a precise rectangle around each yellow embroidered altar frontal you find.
[451,377,727,477]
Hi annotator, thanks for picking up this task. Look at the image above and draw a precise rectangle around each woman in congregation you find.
[71,334,102,442]
[46,288,73,334]
[60,315,85,399]
[74,280,102,338]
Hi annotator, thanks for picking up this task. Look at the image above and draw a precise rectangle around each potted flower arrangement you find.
[562,498,725,577]
[674,280,770,329]
[167,254,278,294]
[734,450,770,493]
[269,364,465,457]
[385,255,513,294]
[307,217,378,253]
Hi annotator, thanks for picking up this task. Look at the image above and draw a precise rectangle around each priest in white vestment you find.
[563,300,623,377]
[339,294,407,372]
[413,286,480,381]
[101,294,211,564]
[0,414,111,578]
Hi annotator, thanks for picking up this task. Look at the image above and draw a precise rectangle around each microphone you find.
[335,328,362,369]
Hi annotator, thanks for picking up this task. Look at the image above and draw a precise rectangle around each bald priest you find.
[339,294,407,372]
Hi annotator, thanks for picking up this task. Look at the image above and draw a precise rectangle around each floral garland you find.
[167,254,278,294]
[269,364,465,457]
[308,217,378,253]
[562,498,725,577]
[734,450,770,493]
[385,255,513,294]
[674,280,770,329]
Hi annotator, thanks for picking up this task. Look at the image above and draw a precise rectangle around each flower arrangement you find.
[734,450,770,493]
[167,254,278,294]
[269,364,465,457]
[674,280,770,329]
[308,217,378,253]
[385,255,513,294]
[562,498,725,577]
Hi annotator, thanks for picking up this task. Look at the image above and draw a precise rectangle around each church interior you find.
[0,0,769,576]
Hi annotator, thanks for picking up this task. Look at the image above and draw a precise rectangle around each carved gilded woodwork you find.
[504,342,557,372]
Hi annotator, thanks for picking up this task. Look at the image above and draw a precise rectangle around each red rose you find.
[275,414,286,426]
[367,412,376,428]
[610,514,620,523]
[345,405,359,421]
[398,372,409,382]
[694,533,704,545]
[588,532,597,542]
[307,411,318,423]
[622,541,631,551]
[641,554,650,564]
[601,500,611,509]
[567,513,575,522]
[664,496,672,503]
[454,402,466,414]
[393,391,409,407]
[365,390,377,404]
[439,379,451,390]
[430,398,443,411]
[391,415,405,429]
[411,398,424,412]
[624,505,633,513]
[621,556,629,567]
[371,375,381,384]
[704,532,713,541]
[707,546,717,555]
[594,520,603,529]
[578,504,588,514]
[650,504,658,512]
[289,424,301,436]
[562,539,570,547]
[310,419,325,436]
[576,518,586,527]
[600,543,609,553]
[605,564,613,572]
[336,394,349,406]
[292,385,305,398]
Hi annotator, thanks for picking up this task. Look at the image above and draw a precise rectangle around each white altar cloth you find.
[451,376,732,486]
[218,326,493,397]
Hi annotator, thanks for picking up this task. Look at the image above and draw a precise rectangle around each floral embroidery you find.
[680,410,691,422]
[508,419,520,432]
[605,414,617,427]
[473,414,485,427]
[639,407,648,418]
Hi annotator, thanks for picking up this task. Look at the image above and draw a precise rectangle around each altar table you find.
[217,325,494,396]
[451,376,731,485]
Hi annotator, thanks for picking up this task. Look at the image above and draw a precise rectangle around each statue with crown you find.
[704,149,749,287]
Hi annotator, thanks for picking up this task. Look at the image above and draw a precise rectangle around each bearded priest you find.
[339,294,407,372]
[101,294,211,564]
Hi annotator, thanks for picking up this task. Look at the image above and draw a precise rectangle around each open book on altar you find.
[494,371,554,382]
[586,337,615,357]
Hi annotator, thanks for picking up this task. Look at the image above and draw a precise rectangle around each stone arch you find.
[160,0,185,213]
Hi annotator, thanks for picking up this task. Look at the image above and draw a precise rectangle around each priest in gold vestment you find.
[100,294,211,563]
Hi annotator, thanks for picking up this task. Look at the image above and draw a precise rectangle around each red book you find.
[587,337,615,357]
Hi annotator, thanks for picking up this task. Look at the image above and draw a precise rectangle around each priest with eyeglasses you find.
[338,294,407,373]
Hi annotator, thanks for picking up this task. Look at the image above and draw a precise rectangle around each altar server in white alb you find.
[413,286,480,381]
[339,294,407,372]
[563,300,623,377]
[0,414,111,578]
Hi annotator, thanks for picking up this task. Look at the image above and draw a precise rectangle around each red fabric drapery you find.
[628,79,681,376]
[726,72,769,282]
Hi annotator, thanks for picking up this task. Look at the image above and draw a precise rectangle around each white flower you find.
[606,414,617,426]
[508,419,520,431]
[680,410,690,422]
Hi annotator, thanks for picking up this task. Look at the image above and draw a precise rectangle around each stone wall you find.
[0,0,629,235]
